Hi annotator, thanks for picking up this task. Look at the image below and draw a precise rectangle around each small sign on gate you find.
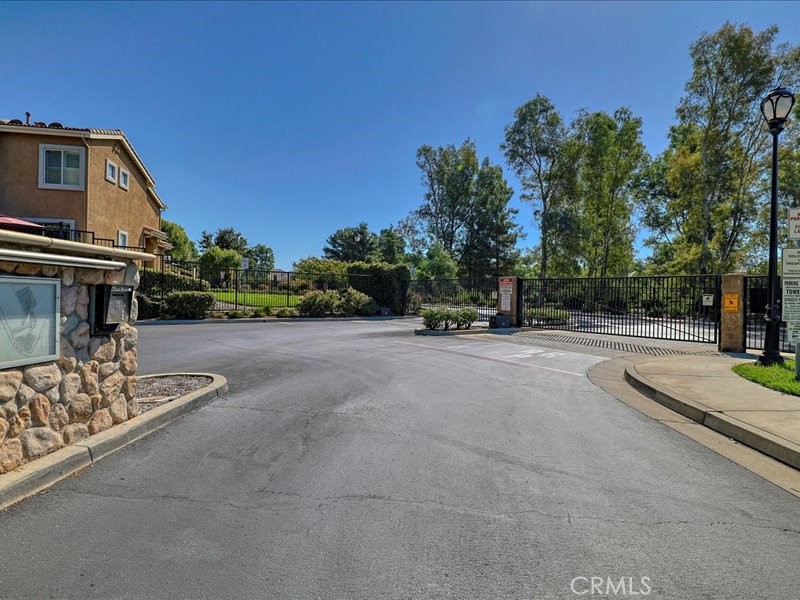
[702,294,714,307]
[723,293,739,313]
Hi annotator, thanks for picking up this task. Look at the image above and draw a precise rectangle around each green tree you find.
[161,219,198,262]
[214,227,250,255]
[199,227,250,255]
[502,95,571,279]
[292,256,349,275]
[323,222,379,262]
[643,23,800,274]
[573,108,647,277]
[417,243,459,280]
[198,230,214,252]
[413,140,479,255]
[377,227,406,264]
[460,158,522,278]
[199,246,242,273]
[245,243,275,270]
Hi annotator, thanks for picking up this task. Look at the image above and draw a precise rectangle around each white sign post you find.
[782,248,800,378]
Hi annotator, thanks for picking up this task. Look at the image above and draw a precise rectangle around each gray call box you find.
[89,285,134,334]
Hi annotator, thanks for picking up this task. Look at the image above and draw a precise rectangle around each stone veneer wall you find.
[0,259,140,474]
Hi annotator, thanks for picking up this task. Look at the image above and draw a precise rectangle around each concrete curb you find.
[624,363,800,471]
[413,327,521,336]
[137,316,420,326]
[0,373,227,512]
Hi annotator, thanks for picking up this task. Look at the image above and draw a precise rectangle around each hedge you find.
[138,269,211,298]
[421,308,479,330]
[164,291,216,320]
[296,287,377,317]
[135,294,164,320]
[346,262,410,315]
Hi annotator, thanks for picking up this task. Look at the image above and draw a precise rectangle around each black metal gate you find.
[744,275,793,352]
[407,278,498,322]
[519,275,720,343]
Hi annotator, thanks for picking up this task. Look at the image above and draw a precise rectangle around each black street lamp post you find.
[758,87,795,366]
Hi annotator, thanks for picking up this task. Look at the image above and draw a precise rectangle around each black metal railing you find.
[744,275,792,352]
[0,222,156,253]
[0,223,99,245]
[407,278,497,321]
[520,275,720,343]
[139,260,384,311]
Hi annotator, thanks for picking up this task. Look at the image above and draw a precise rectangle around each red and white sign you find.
[499,277,513,311]
[790,207,800,240]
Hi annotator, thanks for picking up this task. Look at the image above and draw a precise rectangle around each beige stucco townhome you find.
[0,114,171,256]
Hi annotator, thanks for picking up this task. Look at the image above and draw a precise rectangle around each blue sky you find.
[3,1,800,269]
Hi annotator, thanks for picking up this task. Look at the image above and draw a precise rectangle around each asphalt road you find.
[1,319,799,599]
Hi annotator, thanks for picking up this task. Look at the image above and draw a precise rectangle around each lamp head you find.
[761,87,795,133]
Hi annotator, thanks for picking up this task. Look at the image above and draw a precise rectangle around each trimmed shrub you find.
[226,310,248,319]
[253,306,272,318]
[455,308,479,329]
[339,287,377,316]
[421,308,475,331]
[276,307,299,318]
[421,308,445,330]
[135,294,164,320]
[297,290,340,317]
[164,291,215,320]
[346,262,410,315]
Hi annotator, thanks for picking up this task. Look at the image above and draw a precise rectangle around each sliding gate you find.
[519,275,720,343]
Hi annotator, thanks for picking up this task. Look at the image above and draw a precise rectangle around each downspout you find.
[81,133,90,236]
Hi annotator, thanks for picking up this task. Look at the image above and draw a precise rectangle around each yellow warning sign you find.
[723,293,739,313]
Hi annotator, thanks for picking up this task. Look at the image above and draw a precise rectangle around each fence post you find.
[160,256,165,304]
[234,269,239,310]
[719,273,746,352]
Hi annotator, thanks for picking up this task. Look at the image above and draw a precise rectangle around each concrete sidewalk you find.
[625,354,800,471]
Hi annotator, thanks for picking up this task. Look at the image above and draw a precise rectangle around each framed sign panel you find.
[0,276,61,369]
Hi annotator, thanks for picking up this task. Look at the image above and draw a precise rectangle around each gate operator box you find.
[89,285,134,335]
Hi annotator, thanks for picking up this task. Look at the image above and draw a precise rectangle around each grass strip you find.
[733,359,800,397]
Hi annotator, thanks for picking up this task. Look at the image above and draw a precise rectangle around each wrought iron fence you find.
[407,278,498,322]
[520,275,720,343]
[139,259,386,312]
[744,275,793,352]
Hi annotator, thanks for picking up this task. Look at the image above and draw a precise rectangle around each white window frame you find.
[119,167,129,190]
[105,159,118,184]
[38,144,85,191]
[117,230,129,247]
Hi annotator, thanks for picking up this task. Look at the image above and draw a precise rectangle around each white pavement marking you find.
[394,340,586,376]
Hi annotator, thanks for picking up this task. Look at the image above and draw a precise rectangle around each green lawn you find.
[732,359,800,397]
[211,289,302,307]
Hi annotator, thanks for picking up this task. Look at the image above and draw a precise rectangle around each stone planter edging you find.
[0,373,227,511]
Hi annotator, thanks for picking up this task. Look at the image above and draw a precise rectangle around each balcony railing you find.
[0,223,147,252]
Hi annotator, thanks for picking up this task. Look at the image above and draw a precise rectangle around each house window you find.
[105,159,118,183]
[38,144,85,190]
[119,168,129,190]
[117,230,128,247]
